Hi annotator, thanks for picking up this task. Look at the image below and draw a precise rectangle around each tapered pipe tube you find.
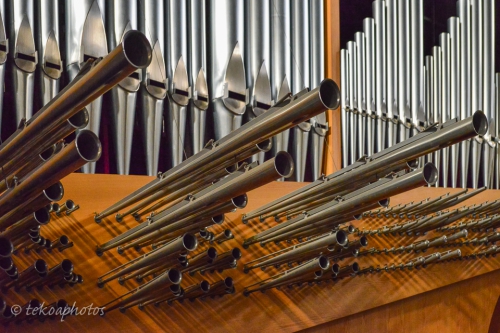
[340,49,349,167]
[354,32,366,159]
[363,18,375,156]
[0,209,50,240]
[56,200,75,216]
[410,0,425,131]
[397,0,411,143]
[373,0,386,152]
[347,41,357,164]
[386,0,398,148]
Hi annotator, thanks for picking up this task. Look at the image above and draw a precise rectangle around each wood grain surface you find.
[1,173,499,332]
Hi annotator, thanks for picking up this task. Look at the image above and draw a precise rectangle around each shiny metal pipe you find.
[397,0,411,142]
[410,0,425,131]
[56,199,75,216]
[440,33,451,187]
[363,18,375,156]
[270,0,291,161]
[386,0,398,148]
[425,56,433,164]
[448,17,461,188]
[188,0,208,155]
[347,41,357,164]
[355,32,366,159]
[0,1,6,136]
[207,0,247,140]
[431,46,442,186]
[106,0,140,175]
[64,0,107,174]
[0,237,13,258]
[340,49,348,167]
[212,229,234,245]
[245,0,272,165]
[373,0,386,152]
[0,209,49,239]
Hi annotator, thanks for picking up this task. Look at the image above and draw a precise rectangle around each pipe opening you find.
[352,249,360,257]
[407,159,419,169]
[319,79,341,109]
[40,145,56,160]
[274,152,294,178]
[231,248,242,259]
[207,247,218,260]
[423,163,439,185]
[352,262,360,273]
[30,299,42,309]
[379,198,390,208]
[360,236,368,247]
[65,200,75,210]
[353,213,362,220]
[331,263,340,275]
[61,259,74,274]
[0,257,12,270]
[44,182,64,202]
[35,259,47,273]
[347,225,355,233]
[0,238,13,257]
[56,300,68,309]
[6,266,17,276]
[318,256,329,270]
[122,31,152,69]
[224,277,234,288]
[224,229,233,238]
[182,234,198,251]
[200,280,211,292]
[225,164,238,173]
[34,208,50,225]
[77,275,83,283]
[75,130,102,162]
[232,194,248,209]
[167,269,181,284]
[3,305,13,318]
[335,230,348,246]
[212,214,224,224]
[257,139,272,152]
[472,111,488,135]
[51,203,60,212]
[59,235,69,246]
[170,284,181,294]
[68,108,89,129]
[314,270,323,278]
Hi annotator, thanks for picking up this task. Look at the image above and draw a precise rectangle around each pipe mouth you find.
[207,247,218,260]
[61,259,74,275]
[379,198,390,208]
[170,284,181,295]
[29,230,40,238]
[353,213,362,220]
[352,262,360,273]
[0,299,5,314]
[3,305,13,319]
[122,30,153,69]
[200,280,211,292]
[51,203,60,212]
[34,208,51,225]
[407,159,419,169]
[314,270,323,278]
[472,110,488,135]
[359,236,368,247]
[422,163,439,185]
[43,182,64,202]
[65,200,75,210]
[225,164,238,173]
[29,299,42,309]
[68,108,90,129]
[56,299,68,309]
[224,229,233,238]
[224,277,234,288]
[6,266,17,277]
[199,230,209,238]
[331,263,340,275]
[0,257,13,270]
[40,145,56,160]
[231,248,242,259]
[319,79,341,110]
[75,130,102,162]
[352,249,360,257]
[167,269,182,284]
[318,256,329,270]
[77,275,83,283]
[212,214,225,224]
[274,152,294,178]
[335,230,348,246]
[256,139,272,153]
[44,239,51,248]
[59,235,69,246]
[35,259,48,273]
[232,194,248,209]
[0,238,13,258]
[182,234,198,251]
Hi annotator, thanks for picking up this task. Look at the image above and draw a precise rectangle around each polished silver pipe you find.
[347,41,357,164]
[425,56,433,165]
[470,0,483,188]
[0,1,6,136]
[373,0,386,152]
[290,0,311,181]
[386,0,398,148]
[363,18,375,156]
[139,0,167,176]
[106,0,140,175]
[397,0,411,142]
[448,17,460,188]
[270,0,291,159]
[440,33,451,188]
[432,46,442,186]
[245,0,272,165]
[354,32,366,159]
[188,0,208,155]
[35,0,61,109]
[496,73,500,189]
[5,0,36,125]
[309,0,327,179]
[340,49,348,167]
[166,0,190,168]
[64,0,107,174]
[207,0,247,140]
[410,0,425,132]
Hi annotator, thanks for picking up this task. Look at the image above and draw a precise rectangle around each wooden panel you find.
[301,269,500,333]
[324,0,342,175]
[2,174,500,333]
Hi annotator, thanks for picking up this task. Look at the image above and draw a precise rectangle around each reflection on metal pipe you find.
[397,0,411,143]
[410,0,425,132]
[363,18,375,157]
[0,1,6,136]
[386,0,398,148]
[432,46,442,187]
[448,17,460,188]
[373,0,386,152]
[354,32,365,160]
[440,33,451,188]
[347,41,357,165]
[340,49,348,168]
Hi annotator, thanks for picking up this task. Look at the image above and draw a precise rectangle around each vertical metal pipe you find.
[440,33,451,188]
[245,0,272,165]
[35,0,61,109]
[410,0,425,132]
[5,0,36,125]
[457,0,471,188]
[207,0,247,140]
[166,0,190,168]
[309,0,327,180]
[397,0,411,143]
[470,0,483,188]
[139,0,167,176]
[64,0,107,174]
[354,32,365,159]
[347,41,357,165]
[106,0,140,175]
[373,0,386,153]
[188,0,208,156]
[290,0,311,182]
[495,73,500,189]
[386,0,398,148]
[481,0,496,188]
[0,0,6,136]
[432,46,442,187]
[363,18,375,157]
[425,55,433,165]
[340,49,348,168]
[448,17,460,188]
[270,0,291,160]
